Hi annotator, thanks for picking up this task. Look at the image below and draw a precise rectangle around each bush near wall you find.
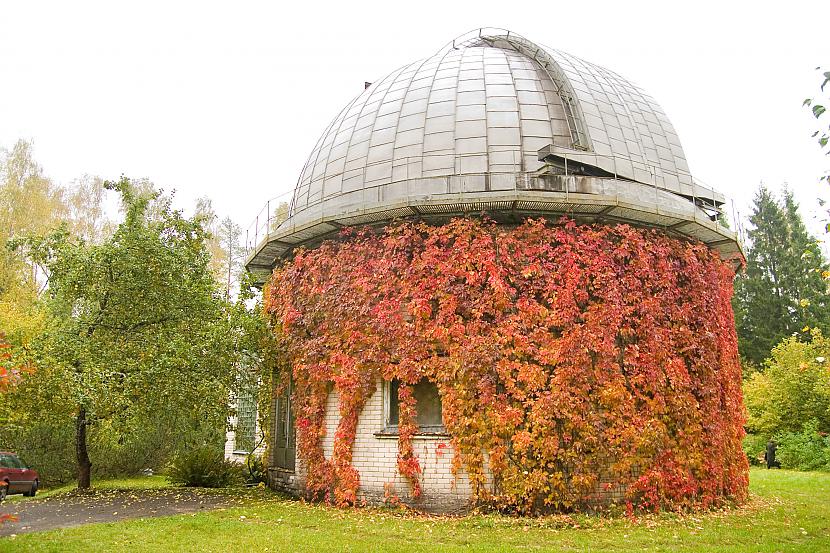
[265,218,748,513]
[168,446,242,488]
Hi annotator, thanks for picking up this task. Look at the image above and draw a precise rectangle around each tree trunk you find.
[75,407,92,489]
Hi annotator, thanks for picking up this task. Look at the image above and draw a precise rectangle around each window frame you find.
[232,384,258,455]
[379,378,447,437]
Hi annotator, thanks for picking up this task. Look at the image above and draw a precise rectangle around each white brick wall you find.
[323,379,473,509]
[275,378,476,511]
[268,379,633,511]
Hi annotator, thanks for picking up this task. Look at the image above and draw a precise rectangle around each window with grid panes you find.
[234,386,257,453]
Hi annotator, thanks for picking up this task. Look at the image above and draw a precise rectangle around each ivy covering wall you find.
[264,218,748,513]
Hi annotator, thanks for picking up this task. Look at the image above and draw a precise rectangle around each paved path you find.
[0,488,237,536]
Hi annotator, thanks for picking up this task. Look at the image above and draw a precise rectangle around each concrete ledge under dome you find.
[246,173,740,283]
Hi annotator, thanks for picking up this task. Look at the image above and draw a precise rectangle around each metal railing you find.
[244,152,731,258]
[244,189,294,254]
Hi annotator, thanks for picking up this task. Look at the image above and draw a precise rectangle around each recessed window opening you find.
[387,378,444,433]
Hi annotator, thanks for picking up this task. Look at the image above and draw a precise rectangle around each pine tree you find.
[734,186,830,365]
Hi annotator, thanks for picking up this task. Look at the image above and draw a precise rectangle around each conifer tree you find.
[782,190,830,327]
[734,186,830,365]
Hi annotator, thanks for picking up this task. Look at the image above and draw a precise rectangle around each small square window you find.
[385,378,444,434]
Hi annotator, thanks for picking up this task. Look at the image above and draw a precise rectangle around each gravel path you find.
[0,488,238,536]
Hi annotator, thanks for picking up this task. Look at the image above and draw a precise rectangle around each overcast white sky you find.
[1,1,828,237]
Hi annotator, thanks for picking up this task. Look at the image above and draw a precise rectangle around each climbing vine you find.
[264,218,748,512]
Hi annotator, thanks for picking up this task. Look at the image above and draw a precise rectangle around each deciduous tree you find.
[10,177,239,489]
[0,139,67,295]
[744,330,830,438]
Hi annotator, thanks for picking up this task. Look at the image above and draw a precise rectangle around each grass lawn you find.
[1,468,828,552]
[3,475,172,504]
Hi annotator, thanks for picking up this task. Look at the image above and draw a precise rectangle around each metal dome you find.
[246,29,739,278]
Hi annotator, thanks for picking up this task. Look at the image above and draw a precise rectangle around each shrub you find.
[775,421,830,471]
[0,410,227,486]
[744,331,830,438]
[743,433,769,466]
[168,446,241,488]
[743,330,830,472]
[91,414,226,478]
[244,453,267,485]
[0,417,75,486]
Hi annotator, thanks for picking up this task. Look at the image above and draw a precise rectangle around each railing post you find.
[267,200,271,234]
[564,153,569,203]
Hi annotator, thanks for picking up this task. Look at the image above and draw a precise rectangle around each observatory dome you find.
[246,29,738,276]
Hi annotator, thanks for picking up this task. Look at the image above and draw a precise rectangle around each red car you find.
[0,452,38,500]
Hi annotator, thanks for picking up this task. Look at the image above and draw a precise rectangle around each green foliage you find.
[244,453,267,485]
[0,410,226,486]
[0,142,263,495]
[744,331,830,438]
[742,433,769,466]
[167,446,241,488]
[775,420,830,471]
[233,269,283,459]
[804,67,830,188]
[0,418,75,486]
[90,414,225,478]
[5,176,241,488]
[744,330,830,471]
[733,185,830,365]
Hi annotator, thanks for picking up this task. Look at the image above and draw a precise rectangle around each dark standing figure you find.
[765,440,781,469]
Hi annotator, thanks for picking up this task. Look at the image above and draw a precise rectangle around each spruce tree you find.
[782,189,830,328]
[734,186,830,366]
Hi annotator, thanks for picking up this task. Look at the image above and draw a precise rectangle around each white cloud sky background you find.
[1,1,829,240]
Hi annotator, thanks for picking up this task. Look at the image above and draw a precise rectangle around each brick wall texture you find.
[267,378,634,512]
[269,378,474,512]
